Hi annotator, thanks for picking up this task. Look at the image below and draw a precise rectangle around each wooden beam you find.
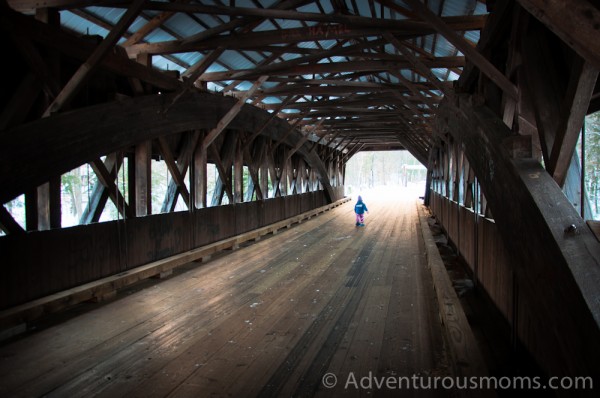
[260,141,270,199]
[374,0,420,19]
[181,48,225,80]
[125,19,480,58]
[388,69,437,108]
[6,0,98,12]
[0,91,337,205]
[285,120,324,162]
[417,204,490,382]
[384,32,452,97]
[281,149,291,196]
[229,38,389,81]
[43,0,147,116]
[199,58,466,82]
[279,89,444,106]
[209,133,235,204]
[403,0,518,100]
[125,51,147,95]
[436,93,600,381]
[80,154,120,224]
[264,76,405,89]
[90,157,133,219]
[522,21,599,187]
[234,135,244,203]
[393,91,427,117]
[325,138,348,161]
[259,81,434,96]
[0,205,25,235]
[242,97,296,149]
[65,14,181,71]
[134,2,487,31]
[521,24,563,164]
[134,141,152,216]
[313,131,341,153]
[179,0,313,44]
[266,148,278,197]
[342,143,365,163]
[0,7,181,91]
[0,73,41,131]
[203,76,268,149]
[8,32,61,101]
[24,189,38,231]
[272,119,302,151]
[157,137,191,209]
[243,139,264,201]
[122,7,178,47]
[165,47,226,112]
[335,137,356,161]
[307,128,330,153]
[516,0,600,71]
[193,134,208,209]
[37,176,61,230]
[547,60,598,187]
[295,157,305,194]
[161,131,201,212]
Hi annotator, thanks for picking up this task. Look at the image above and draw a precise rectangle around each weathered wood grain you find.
[0,195,464,397]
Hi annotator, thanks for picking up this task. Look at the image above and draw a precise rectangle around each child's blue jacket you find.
[354,201,368,214]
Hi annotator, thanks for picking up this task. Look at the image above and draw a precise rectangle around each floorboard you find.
[0,192,452,397]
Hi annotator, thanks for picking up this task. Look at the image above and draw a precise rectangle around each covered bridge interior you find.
[1,0,600,396]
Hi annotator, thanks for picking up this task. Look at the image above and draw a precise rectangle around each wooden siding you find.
[429,191,515,329]
[0,191,331,309]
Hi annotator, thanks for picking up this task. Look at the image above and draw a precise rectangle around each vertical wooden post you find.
[210,131,235,205]
[308,168,315,192]
[444,143,450,198]
[35,7,60,94]
[194,133,208,209]
[25,188,38,231]
[280,150,289,196]
[243,136,263,202]
[32,8,61,231]
[333,154,340,187]
[134,141,152,216]
[260,141,270,199]
[290,157,298,195]
[268,150,278,197]
[37,176,61,230]
[128,153,136,215]
[51,176,61,229]
[296,158,305,194]
[234,134,244,203]
[328,155,334,187]
[452,143,461,202]
[135,53,152,94]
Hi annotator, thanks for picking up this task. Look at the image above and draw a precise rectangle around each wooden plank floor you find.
[0,192,451,397]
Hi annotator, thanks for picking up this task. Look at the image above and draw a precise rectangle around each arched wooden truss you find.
[0,90,341,227]
[426,0,600,384]
[2,0,600,387]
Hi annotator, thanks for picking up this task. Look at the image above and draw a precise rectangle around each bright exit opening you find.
[344,151,427,200]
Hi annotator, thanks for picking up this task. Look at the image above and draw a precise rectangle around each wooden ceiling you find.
[3,0,494,164]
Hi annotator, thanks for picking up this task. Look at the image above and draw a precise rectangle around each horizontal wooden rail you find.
[417,203,491,395]
[0,197,350,336]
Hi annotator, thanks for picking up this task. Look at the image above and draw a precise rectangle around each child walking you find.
[354,195,369,226]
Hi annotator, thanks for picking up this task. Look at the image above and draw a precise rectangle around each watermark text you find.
[321,372,594,391]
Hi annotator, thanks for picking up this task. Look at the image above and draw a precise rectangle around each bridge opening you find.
[345,150,427,198]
